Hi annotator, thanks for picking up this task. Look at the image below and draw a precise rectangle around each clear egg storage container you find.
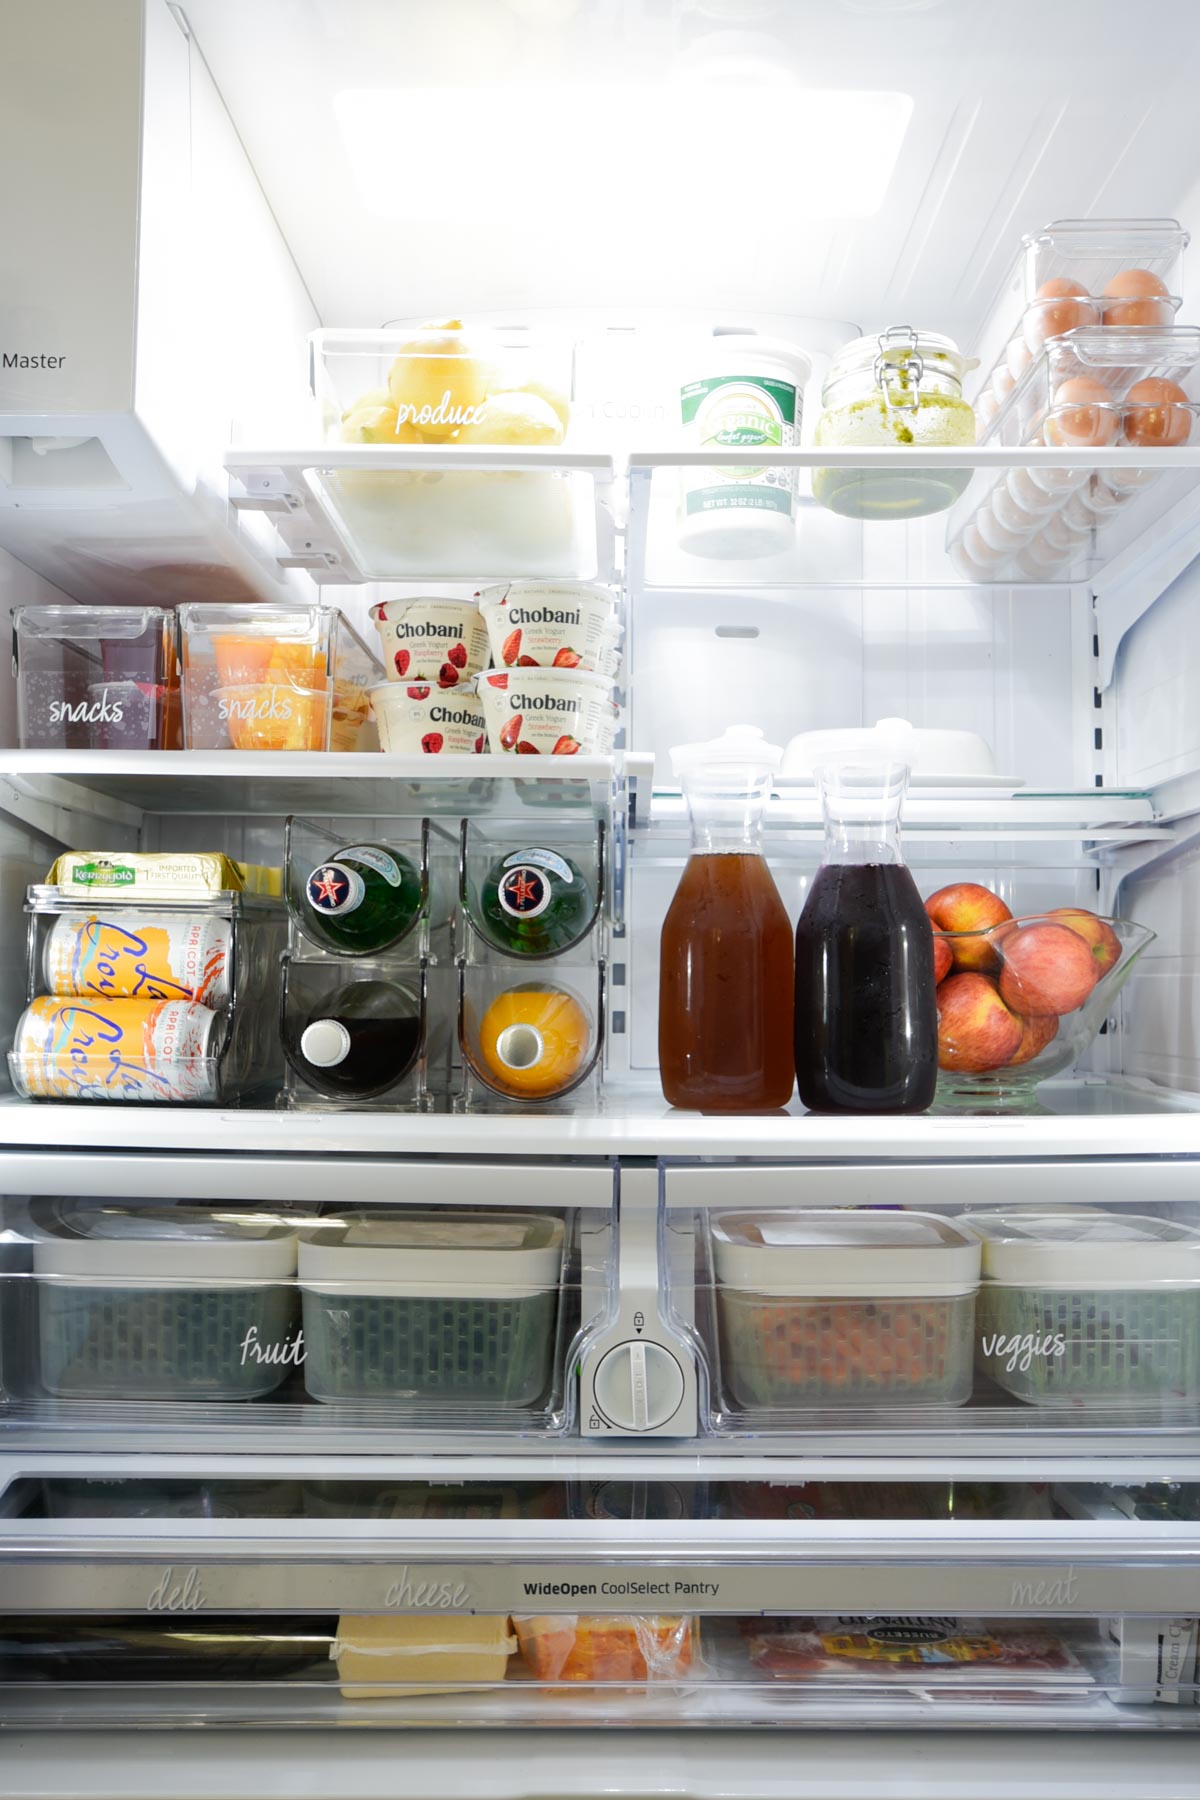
[708,1209,981,1415]
[968,1209,1200,1408]
[28,1201,300,1401]
[298,1209,566,1410]
[968,217,1189,429]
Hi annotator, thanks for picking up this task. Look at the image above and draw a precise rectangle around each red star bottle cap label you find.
[306,862,365,916]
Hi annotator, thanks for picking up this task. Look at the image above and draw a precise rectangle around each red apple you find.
[937,972,1024,1073]
[933,936,953,985]
[1006,1011,1059,1068]
[925,883,1014,972]
[1047,907,1122,975]
[996,921,1099,1017]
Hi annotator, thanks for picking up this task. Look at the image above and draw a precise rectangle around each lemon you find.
[340,401,425,446]
[457,390,565,447]
[386,318,489,442]
[514,376,570,431]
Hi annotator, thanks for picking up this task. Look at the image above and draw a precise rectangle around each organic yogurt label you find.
[680,373,800,519]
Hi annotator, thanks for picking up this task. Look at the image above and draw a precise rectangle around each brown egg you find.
[1103,268,1170,299]
[1122,377,1192,447]
[1024,277,1093,350]
[1044,377,1118,447]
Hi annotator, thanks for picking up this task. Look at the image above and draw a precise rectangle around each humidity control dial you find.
[591,1338,686,1433]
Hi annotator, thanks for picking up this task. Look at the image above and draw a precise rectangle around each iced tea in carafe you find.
[794,722,937,1114]
[659,727,794,1111]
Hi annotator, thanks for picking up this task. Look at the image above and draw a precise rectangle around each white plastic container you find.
[478,666,615,756]
[678,336,812,559]
[368,597,489,685]
[969,1209,1200,1408]
[782,719,998,784]
[299,1210,565,1405]
[710,1209,981,1411]
[478,581,618,675]
[31,1202,300,1401]
[368,680,486,756]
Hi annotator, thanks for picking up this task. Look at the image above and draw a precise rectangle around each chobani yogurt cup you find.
[478,581,618,675]
[369,679,486,756]
[369,597,489,686]
[479,667,614,757]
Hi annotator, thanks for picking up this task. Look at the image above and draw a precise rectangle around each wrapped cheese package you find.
[512,1614,696,1683]
[332,1614,516,1698]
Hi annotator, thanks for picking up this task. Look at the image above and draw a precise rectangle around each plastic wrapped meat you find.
[512,1614,695,1682]
[745,1617,1092,1683]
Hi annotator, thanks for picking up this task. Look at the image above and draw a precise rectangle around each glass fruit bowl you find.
[932,913,1155,1109]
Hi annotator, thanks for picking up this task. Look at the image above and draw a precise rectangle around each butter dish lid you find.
[966,1210,1200,1288]
[31,1201,298,1281]
[298,1208,564,1296]
[711,1209,981,1297]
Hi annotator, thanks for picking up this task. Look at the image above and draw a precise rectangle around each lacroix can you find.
[11,996,222,1103]
[43,911,233,1006]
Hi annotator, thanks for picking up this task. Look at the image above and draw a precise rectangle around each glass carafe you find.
[794,723,937,1113]
[659,727,795,1112]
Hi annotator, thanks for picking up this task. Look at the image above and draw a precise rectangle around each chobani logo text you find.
[394,620,465,639]
[506,693,576,712]
[425,703,482,726]
[507,605,581,627]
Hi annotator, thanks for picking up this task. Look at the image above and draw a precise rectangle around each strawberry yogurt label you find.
[479,667,614,756]
[479,582,619,676]
[370,599,489,687]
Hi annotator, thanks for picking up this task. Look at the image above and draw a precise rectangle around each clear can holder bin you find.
[308,326,597,583]
[2,1198,308,1404]
[966,1209,1200,1410]
[458,816,606,963]
[689,1208,981,1428]
[969,217,1189,424]
[9,889,286,1105]
[279,954,438,1110]
[179,603,381,752]
[457,960,605,1110]
[295,1206,575,1423]
[12,604,181,750]
[283,815,455,963]
[946,325,1200,585]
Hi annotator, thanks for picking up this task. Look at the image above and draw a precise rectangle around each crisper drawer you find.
[0,1155,616,1446]
[1,1468,1199,1731]
[660,1161,1200,1443]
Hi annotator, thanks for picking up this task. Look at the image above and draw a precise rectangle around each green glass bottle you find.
[479,847,594,956]
[302,843,423,953]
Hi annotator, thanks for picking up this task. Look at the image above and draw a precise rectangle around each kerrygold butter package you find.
[46,852,282,900]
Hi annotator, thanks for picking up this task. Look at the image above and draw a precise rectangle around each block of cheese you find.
[47,851,282,899]
[332,1614,516,1698]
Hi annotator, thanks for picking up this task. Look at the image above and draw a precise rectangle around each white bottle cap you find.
[300,1019,352,1068]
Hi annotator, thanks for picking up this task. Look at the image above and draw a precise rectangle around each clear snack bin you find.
[968,1210,1200,1408]
[707,1209,981,1413]
[179,603,344,752]
[969,217,1189,428]
[948,325,1200,583]
[329,612,384,751]
[12,605,180,750]
[308,325,594,582]
[297,1209,566,1407]
[26,1201,300,1401]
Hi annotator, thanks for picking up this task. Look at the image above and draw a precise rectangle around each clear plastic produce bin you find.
[23,1201,300,1402]
[12,605,180,750]
[297,1209,567,1409]
[969,1209,1200,1408]
[705,1210,981,1416]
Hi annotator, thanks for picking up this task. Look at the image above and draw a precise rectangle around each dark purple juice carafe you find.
[793,730,937,1114]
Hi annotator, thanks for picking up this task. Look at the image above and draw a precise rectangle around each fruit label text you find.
[240,1325,306,1367]
[980,1330,1067,1373]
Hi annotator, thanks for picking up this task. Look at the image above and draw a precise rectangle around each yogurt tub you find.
[478,667,614,756]
[369,679,486,755]
[677,336,813,559]
[478,581,618,674]
[369,597,489,685]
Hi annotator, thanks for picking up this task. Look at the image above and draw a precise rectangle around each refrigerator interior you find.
[5,0,1200,1785]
